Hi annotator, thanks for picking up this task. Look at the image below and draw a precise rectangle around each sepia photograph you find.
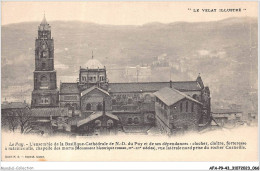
[0,1,259,170]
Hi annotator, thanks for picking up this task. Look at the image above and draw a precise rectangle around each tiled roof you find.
[60,83,80,94]
[81,86,109,97]
[211,109,242,114]
[2,102,29,110]
[109,81,201,93]
[31,108,70,117]
[154,87,202,106]
[77,112,119,127]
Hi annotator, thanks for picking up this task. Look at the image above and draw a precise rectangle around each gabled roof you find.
[154,87,202,106]
[2,102,29,110]
[60,83,80,94]
[109,81,201,93]
[77,112,119,127]
[81,86,110,97]
[31,108,70,117]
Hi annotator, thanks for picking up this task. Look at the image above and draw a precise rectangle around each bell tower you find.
[31,14,59,108]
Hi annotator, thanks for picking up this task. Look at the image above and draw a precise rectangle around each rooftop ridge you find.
[109,81,198,84]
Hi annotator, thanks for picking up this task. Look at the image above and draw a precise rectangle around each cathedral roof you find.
[154,87,202,106]
[60,83,80,94]
[108,81,202,93]
[85,59,104,69]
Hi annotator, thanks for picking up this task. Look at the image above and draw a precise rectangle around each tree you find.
[15,107,38,134]
[2,110,18,132]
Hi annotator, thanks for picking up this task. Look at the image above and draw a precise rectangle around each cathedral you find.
[31,16,211,136]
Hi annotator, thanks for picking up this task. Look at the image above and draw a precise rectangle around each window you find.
[147,114,154,122]
[40,75,48,89]
[144,94,151,102]
[107,119,113,127]
[65,103,71,108]
[128,98,133,104]
[191,103,194,112]
[100,76,104,81]
[42,63,46,70]
[42,51,47,58]
[97,103,103,111]
[127,118,133,125]
[86,103,91,110]
[186,101,188,112]
[82,76,86,82]
[134,117,139,124]
[112,99,116,105]
[95,120,101,127]
[180,103,183,112]
[40,75,47,81]
[40,97,49,104]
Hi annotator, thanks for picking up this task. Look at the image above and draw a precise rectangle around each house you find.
[154,87,204,135]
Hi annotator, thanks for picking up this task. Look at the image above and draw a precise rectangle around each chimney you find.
[103,100,105,116]
[170,80,172,88]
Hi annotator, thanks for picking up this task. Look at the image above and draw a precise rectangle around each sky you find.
[1,1,258,25]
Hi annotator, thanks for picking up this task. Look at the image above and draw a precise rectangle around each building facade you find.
[154,87,203,135]
[29,16,211,136]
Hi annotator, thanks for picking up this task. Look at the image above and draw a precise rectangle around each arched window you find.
[40,75,48,89]
[144,94,151,102]
[40,75,47,81]
[128,98,133,104]
[134,117,139,124]
[97,103,103,111]
[116,95,121,102]
[86,103,91,110]
[107,119,114,127]
[180,103,183,112]
[65,103,71,109]
[95,120,101,127]
[186,101,189,112]
[127,118,133,125]
[147,114,155,122]
[112,99,117,105]
[42,63,46,70]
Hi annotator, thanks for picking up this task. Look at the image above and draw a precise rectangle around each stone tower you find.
[31,15,59,108]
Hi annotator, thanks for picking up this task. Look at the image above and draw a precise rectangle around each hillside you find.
[1,17,258,113]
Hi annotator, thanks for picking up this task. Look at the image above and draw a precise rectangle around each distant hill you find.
[1,17,258,113]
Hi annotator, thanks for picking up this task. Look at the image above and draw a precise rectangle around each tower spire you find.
[92,50,94,59]
[41,12,48,25]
